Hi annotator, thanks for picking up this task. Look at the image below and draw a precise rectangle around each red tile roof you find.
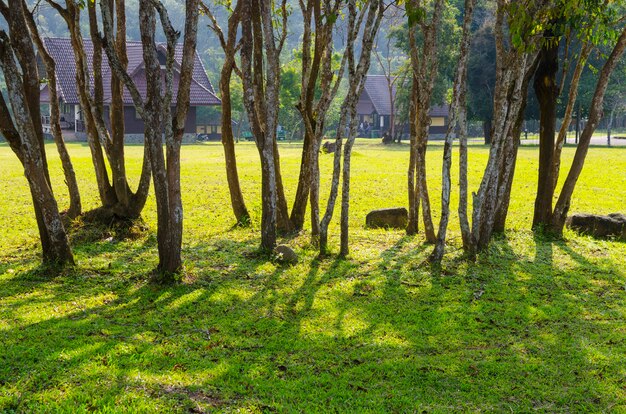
[41,37,220,107]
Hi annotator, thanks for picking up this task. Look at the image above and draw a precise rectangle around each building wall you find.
[103,106,198,134]
[196,124,221,141]
[356,94,375,116]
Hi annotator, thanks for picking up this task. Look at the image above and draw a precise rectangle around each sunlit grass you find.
[0,139,625,412]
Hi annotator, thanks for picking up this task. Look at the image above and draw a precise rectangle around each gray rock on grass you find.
[567,213,626,240]
[274,245,298,264]
[366,207,408,229]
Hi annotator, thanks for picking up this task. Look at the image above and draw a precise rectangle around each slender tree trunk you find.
[483,119,492,145]
[59,0,117,207]
[293,0,345,239]
[24,6,81,219]
[416,120,436,243]
[319,126,343,253]
[406,77,419,235]
[607,107,614,146]
[406,0,442,243]
[273,139,294,233]
[339,109,358,256]
[430,0,474,262]
[320,0,383,256]
[290,135,312,230]
[221,59,250,225]
[239,0,286,250]
[551,43,591,192]
[467,1,541,252]
[493,57,537,233]
[458,100,472,252]
[206,1,249,225]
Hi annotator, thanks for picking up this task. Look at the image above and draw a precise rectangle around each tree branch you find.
[99,0,144,114]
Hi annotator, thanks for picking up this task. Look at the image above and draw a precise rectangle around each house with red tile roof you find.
[38,37,220,142]
[357,75,449,138]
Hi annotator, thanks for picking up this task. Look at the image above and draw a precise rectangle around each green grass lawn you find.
[1,140,625,413]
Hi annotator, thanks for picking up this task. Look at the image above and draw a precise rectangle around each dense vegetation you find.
[1,141,625,412]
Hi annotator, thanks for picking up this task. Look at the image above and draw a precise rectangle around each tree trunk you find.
[551,43,591,192]
[221,59,250,225]
[406,77,419,235]
[406,0,443,244]
[0,27,74,265]
[239,0,286,251]
[290,134,312,230]
[293,0,346,240]
[320,0,383,256]
[468,1,540,252]
[493,57,537,233]
[273,139,294,233]
[430,0,474,262]
[483,119,492,145]
[206,1,250,226]
[24,5,81,219]
[532,32,559,228]
[607,107,614,147]
[416,123,436,243]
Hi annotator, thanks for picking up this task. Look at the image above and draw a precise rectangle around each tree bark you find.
[293,0,346,240]
[320,0,383,256]
[430,0,475,263]
[49,0,151,218]
[469,0,540,252]
[205,1,250,226]
[221,59,250,225]
[532,29,559,228]
[406,0,443,244]
[551,43,591,192]
[100,0,199,276]
[406,76,419,235]
[483,119,492,145]
[23,4,81,219]
[0,22,73,265]
[239,0,287,250]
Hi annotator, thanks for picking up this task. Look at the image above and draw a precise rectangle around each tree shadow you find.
[1,231,625,412]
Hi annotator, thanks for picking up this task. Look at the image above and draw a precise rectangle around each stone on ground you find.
[274,245,298,264]
[366,207,408,229]
[567,213,626,240]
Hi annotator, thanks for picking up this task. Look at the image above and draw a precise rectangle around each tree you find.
[531,0,625,232]
[239,0,289,250]
[604,56,626,146]
[24,1,81,219]
[459,0,541,254]
[46,0,152,219]
[550,25,626,234]
[291,0,347,240]
[0,0,73,265]
[406,0,445,243]
[101,0,200,276]
[319,0,384,256]
[430,0,475,263]
[374,6,408,141]
[204,1,250,226]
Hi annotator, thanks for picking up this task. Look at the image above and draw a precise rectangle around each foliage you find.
[466,17,495,124]
[390,1,461,106]
[1,141,625,412]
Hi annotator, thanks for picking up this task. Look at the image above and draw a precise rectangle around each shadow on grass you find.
[1,231,625,412]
